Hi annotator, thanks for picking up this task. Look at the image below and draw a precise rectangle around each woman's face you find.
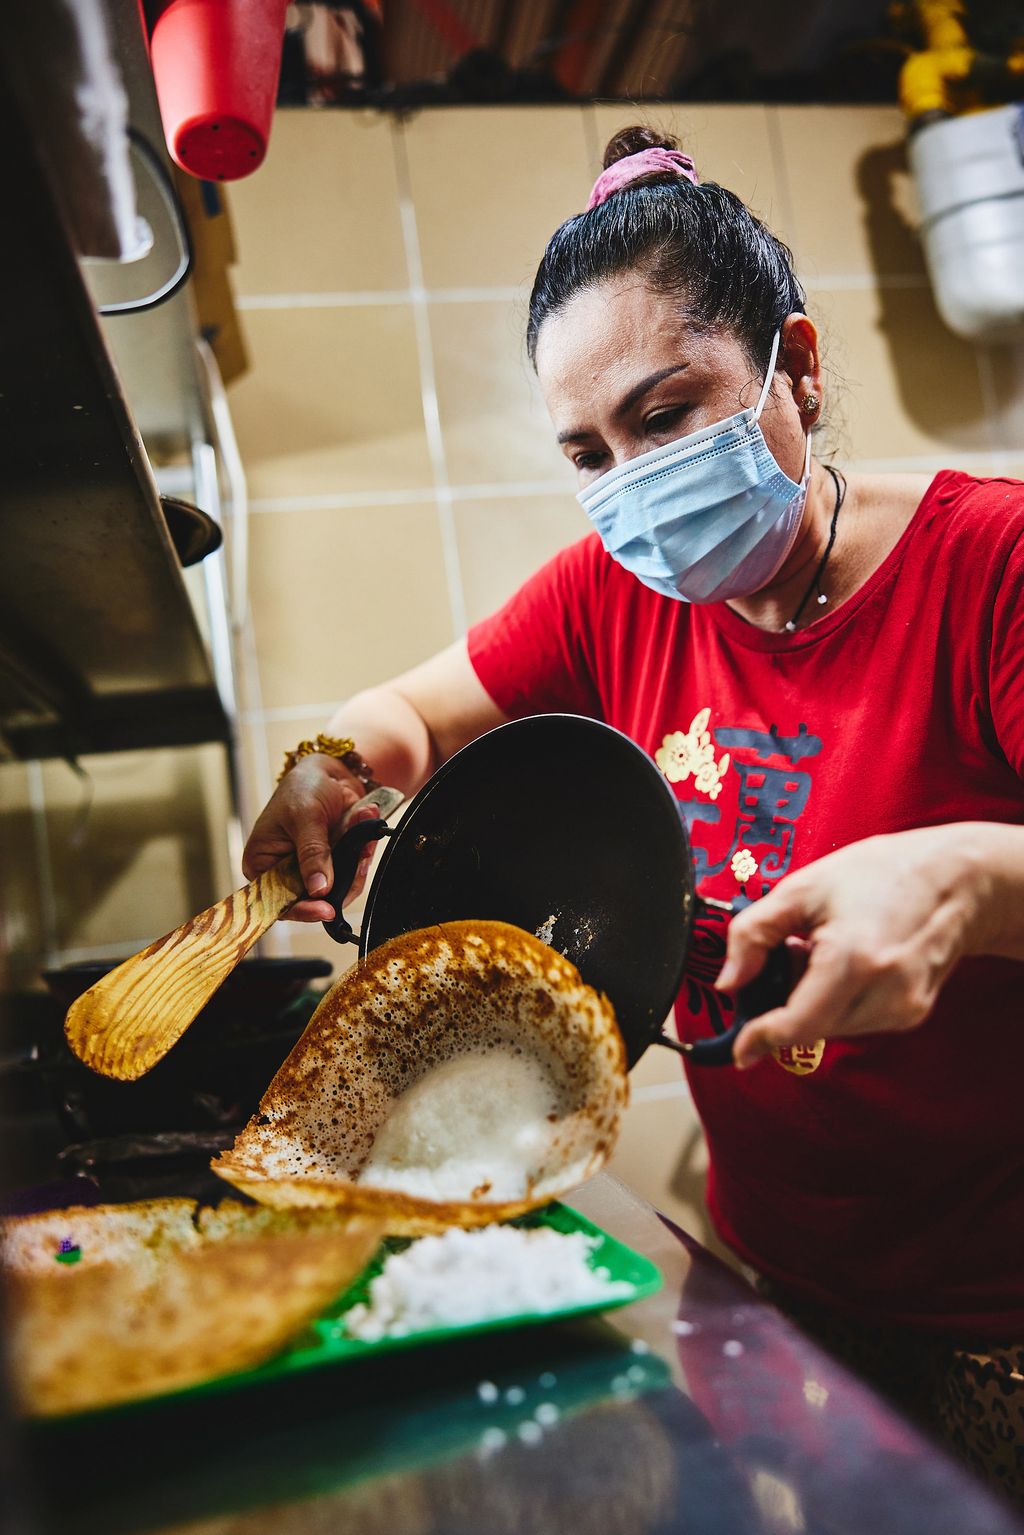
[535,276,811,490]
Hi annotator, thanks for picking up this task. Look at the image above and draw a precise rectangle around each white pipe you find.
[191,439,245,882]
[196,337,249,624]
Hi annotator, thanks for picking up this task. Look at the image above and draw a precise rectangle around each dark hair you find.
[526,125,806,373]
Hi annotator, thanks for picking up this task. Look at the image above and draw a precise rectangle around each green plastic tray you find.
[55,1202,662,1419]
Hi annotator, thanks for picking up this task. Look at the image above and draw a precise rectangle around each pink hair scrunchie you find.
[586,147,699,211]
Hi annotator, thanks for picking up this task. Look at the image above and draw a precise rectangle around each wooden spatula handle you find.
[64,858,306,1082]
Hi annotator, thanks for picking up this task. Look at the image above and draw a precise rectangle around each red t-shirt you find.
[468,471,1024,1338]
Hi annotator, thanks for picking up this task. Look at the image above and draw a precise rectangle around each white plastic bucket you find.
[909,104,1024,341]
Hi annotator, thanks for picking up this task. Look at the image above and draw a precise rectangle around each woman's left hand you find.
[715,824,1001,1069]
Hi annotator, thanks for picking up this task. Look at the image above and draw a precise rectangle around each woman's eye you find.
[645,407,687,435]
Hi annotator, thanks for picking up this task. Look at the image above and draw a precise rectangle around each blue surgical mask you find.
[576,331,811,604]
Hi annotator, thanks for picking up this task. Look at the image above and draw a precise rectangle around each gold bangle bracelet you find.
[277,734,379,789]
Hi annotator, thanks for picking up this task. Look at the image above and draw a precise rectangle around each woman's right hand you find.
[241,755,377,922]
[241,648,509,920]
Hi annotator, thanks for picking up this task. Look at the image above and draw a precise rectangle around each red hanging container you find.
[149,0,290,181]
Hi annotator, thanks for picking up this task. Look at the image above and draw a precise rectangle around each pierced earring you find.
[801,394,820,415]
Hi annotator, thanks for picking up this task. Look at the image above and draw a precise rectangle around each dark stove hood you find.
[0,2,228,761]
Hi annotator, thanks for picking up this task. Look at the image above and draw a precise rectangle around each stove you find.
[1,956,333,1214]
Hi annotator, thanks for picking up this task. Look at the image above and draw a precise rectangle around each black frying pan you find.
[321,715,791,1068]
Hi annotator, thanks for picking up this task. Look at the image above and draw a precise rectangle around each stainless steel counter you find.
[23,1174,1024,1535]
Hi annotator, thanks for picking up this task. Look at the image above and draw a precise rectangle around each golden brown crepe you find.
[1,1198,382,1417]
[212,920,628,1233]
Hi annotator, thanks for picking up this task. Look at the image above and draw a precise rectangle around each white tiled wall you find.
[222,103,1024,1245]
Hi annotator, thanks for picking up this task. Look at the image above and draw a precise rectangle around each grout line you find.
[250,488,435,513]
[247,458,1017,518]
[248,454,1018,519]
[805,272,930,291]
[631,1080,692,1104]
[235,276,931,308]
[239,701,351,726]
[392,122,468,639]
[248,479,575,514]
[581,102,601,174]
[431,287,525,305]
[235,612,274,814]
[847,450,1017,472]
[974,346,1012,468]
[26,760,60,966]
[764,106,797,241]
[236,286,523,310]
[238,290,409,309]
[427,478,575,500]
[233,606,294,954]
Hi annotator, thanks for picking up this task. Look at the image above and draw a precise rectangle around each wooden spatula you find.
[64,788,403,1082]
[63,857,307,1081]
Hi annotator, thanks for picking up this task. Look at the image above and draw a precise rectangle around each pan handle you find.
[683,943,794,1066]
[321,820,393,945]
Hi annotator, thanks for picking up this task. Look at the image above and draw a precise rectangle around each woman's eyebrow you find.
[556,363,690,444]
[614,363,690,417]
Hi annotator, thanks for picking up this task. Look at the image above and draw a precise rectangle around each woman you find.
[245,128,1024,1495]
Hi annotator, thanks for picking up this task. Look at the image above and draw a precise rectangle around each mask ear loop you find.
[754,330,813,483]
[752,330,783,422]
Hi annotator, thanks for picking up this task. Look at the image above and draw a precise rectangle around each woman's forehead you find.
[536,278,679,367]
[535,279,740,419]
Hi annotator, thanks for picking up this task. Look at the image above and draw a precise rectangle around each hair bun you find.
[602,125,681,171]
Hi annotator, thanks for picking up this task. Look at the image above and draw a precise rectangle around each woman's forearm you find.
[958,821,1024,963]
[323,684,439,800]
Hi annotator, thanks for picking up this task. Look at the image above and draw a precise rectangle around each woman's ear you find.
[781,313,822,409]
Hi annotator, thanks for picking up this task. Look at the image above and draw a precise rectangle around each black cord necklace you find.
[784,465,846,633]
